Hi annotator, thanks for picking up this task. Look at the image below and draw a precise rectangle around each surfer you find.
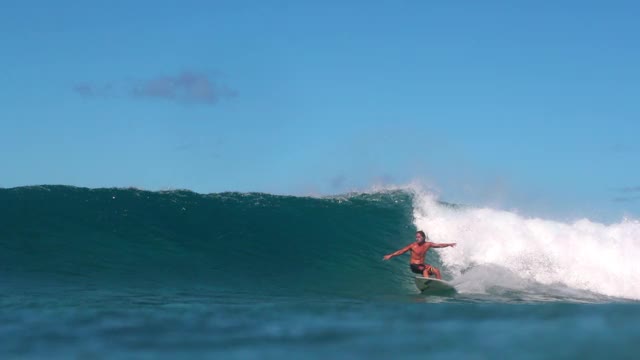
[382,230,456,279]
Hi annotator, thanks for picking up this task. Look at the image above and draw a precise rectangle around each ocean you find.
[1,185,639,359]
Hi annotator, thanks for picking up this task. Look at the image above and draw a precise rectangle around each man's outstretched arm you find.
[429,242,456,248]
[383,244,412,261]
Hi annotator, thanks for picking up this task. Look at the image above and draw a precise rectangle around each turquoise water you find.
[1,186,639,358]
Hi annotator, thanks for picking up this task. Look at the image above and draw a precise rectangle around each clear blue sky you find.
[2,0,639,220]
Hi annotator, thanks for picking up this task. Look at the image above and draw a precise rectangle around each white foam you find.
[410,188,640,300]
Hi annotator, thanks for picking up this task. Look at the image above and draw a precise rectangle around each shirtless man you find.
[382,230,456,279]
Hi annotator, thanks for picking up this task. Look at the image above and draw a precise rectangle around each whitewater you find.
[410,188,640,300]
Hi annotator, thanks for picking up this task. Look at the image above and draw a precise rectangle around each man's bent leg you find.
[432,267,442,280]
[423,265,435,279]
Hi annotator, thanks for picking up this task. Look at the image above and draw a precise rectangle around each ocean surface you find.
[1,185,639,359]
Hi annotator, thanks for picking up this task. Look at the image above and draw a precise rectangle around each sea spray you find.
[411,188,640,300]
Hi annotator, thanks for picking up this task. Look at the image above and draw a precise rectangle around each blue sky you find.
[1,0,639,220]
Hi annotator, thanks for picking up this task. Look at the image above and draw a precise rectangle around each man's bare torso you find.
[409,242,432,264]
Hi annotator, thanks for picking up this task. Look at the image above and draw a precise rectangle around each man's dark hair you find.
[416,230,426,239]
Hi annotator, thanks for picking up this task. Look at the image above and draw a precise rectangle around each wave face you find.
[3,185,639,301]
[0,186,417,296]
[412,190,640,300]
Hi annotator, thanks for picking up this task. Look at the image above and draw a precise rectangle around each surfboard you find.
[414,276,455,293]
